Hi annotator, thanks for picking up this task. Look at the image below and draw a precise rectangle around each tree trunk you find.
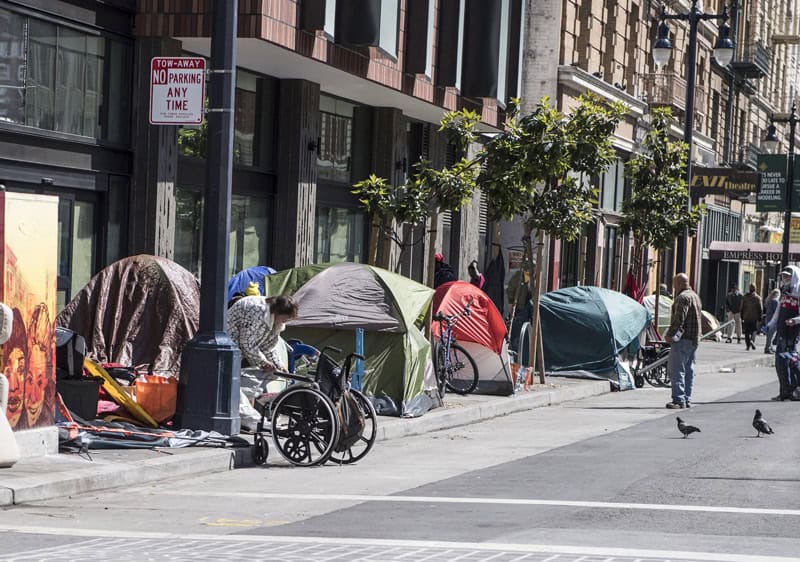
[654,256,661,339]
[426,212,439,287]
[527,228,547,385]
[380,216,394,270]
[368,212,381,266]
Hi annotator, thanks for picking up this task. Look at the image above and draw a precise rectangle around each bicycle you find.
[432,298,479,396]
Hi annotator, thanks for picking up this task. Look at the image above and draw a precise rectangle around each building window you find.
[174,188,271,278]
[55,195,97,310]
[234,70,258,166]
[0,7,132,143]
[318,95,355,184]
[600,158,625,212]
[315,206,365,263]
[602,226,618,289]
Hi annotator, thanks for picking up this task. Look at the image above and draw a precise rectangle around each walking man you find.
[724,284,743,343]
[665,273,703,409]
[741,284,763,351]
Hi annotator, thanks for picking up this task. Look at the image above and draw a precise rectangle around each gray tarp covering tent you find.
[56,255,200,376]
[266,262,439,417]
[642,295,721,341]
[539,286,649,388]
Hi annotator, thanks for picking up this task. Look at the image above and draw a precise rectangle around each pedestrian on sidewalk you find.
[724,284,743,343]
[763,288,780,354]
[763,266,800,401]
[741,284,763,351]
[434,253,457,288]
[664,273,703,409]
[227,295,300,427]
[468,260,486,290]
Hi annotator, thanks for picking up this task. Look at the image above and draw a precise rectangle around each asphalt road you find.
[1,365,798,562]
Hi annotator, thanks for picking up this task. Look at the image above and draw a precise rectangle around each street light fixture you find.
[763,101,799,269]
[651,1,735,278]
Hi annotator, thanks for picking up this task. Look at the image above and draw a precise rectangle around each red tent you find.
[432,281,513,395]
[433,281,507,352]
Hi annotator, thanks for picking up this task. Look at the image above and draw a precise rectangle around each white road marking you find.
[0,524,796,562]
[155,491,800,517]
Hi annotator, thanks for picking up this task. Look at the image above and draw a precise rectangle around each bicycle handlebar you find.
[434,296,475,327]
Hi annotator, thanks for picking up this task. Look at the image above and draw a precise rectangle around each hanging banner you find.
[756,154,800,212]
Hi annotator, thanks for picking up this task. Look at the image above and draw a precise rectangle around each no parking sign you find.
[149,57,206,125]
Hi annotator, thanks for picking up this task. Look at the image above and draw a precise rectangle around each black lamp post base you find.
[174,331,241,435]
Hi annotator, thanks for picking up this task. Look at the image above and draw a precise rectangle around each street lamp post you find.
[174,0,241,434]
[764,101,799,270]
[652,1,734,277]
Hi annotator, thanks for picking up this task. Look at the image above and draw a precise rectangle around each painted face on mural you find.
[25,304,52,428]
[25,344,47,427]
[4,346,25,428]
[3,308,28,429]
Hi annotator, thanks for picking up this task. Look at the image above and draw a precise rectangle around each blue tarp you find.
[227,265,276,302]
[539,286,649,373]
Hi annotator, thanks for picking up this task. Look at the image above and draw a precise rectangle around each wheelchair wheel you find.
[328,389,378,465]
[271,386,339,467]
[643,348,671,387]
[252,432,269,465]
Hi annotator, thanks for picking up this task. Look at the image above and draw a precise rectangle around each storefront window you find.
[318,95,355,184]
[174,189,204,277]
[174,188,271,278]
[229,194,270,276]
[0,7,130,142]
[315,206,364,263]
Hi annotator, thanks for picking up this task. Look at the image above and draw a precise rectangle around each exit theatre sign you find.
[690,167,761,197]
[149,57,206,125]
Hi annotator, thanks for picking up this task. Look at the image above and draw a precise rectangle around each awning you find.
[707,241,800,262]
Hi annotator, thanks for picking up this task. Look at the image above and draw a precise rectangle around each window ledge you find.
[0,121,131,152]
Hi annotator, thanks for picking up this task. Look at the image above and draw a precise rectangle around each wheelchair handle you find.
[320,345,342,356]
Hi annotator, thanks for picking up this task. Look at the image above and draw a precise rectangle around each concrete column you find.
[371,108,407,272]
[130,37,181,258]
[272,79,320,270]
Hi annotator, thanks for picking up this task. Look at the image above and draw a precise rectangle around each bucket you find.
[56,378,103,420]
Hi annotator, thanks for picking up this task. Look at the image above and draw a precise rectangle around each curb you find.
[695,354,774,375]
[0,447,248,507]
[376,380,610,442]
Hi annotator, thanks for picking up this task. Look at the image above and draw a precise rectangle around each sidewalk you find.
[0,340,775,507]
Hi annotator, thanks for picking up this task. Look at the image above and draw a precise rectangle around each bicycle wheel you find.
[327,390,378,465]
[433,342,447,398]
[444,343,479,395]
[271,386,339,466]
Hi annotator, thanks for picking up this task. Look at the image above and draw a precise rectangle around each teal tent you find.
[539,286,649,376]
[265,262,439,417]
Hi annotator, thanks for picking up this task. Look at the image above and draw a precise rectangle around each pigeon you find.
[752,409,774,437]
[676,417,701,438]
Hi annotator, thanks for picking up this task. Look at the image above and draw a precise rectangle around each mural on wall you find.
[0,192,58,430]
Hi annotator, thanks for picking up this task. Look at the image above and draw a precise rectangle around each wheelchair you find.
[251,342,377,467]
[632,340,671,388]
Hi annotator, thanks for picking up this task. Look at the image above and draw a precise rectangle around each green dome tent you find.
[539,286,649,384]
[265,263,438,417]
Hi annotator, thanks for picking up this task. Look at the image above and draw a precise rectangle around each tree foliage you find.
[352,108,482,229]
[619,107,705,251]
[479,94,627,241]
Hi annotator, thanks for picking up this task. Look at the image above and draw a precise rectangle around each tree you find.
[352,109,482,273]
[619,107,705,332]
[478,94,628,382]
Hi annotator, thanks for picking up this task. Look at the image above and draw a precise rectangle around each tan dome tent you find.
[266,263,439,417]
